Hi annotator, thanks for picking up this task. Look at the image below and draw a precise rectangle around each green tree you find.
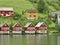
[13,12,21,20]
[29,0,37,3]
[37,0,48,13]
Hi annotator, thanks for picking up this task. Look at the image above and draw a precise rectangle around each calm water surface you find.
[0,33,60,45]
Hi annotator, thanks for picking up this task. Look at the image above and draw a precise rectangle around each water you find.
[0,33,60,45]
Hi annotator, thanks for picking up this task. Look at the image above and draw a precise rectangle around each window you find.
[34,15,36,19]
[40,27,46,30]
[34,15,36,17]
[15,27,22,31]
[2,28,9,30]
[29,15,31,17]
[28,27,35,30]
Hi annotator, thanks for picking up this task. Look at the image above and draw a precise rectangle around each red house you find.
[35,22,47,33]
[24,23,35,34]
[0,7,14,16]
[12,23,22,34]
[0,23,10,34]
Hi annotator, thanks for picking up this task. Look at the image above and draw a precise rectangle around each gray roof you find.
[49,11,60,16]
[25,9,38,13]
[49,11,56,16]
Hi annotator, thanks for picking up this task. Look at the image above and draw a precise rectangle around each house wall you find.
[35,24,47,30]
[57,15,60,25]
[0,11,14,16]
[0,24,10,31]
[1,27,10,31]
[24,27,35,31]
[25,12,38,19]
[13,27,22,31]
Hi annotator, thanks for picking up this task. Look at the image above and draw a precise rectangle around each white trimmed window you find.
[15,27,22,31]
[28,27,35,30]
[2,28,9,30]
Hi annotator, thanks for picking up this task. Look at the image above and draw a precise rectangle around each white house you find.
[56,11,60,25]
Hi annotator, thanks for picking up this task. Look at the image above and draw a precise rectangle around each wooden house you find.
[12,23,22,34]
[35,22,47,33]
[24,23,35,34]
[25,9,39,19]
[0,7,14,16]
[0,23,10,34]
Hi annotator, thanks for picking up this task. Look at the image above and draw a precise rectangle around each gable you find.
[28,24,34,27]
[14,24,21,27]
[13,23,21,27]
[2,24,9,27]
[40,23,47,27]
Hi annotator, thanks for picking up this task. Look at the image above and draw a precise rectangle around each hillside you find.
[0,0,60,32]
[0,0,36,25]
[0,0,35,14]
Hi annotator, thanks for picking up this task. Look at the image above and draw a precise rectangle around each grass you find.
[49,21,55,27]
[0,0,36,25]
[0,0,35,14]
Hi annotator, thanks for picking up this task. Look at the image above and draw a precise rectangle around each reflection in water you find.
[25,35,36,45]
[57,36,60,45]
[35,34,47,45]
[47,35,57,45]
[0,34,60,45]
[0,35,10,45]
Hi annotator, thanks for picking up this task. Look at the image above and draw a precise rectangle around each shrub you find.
[13,12,21,20]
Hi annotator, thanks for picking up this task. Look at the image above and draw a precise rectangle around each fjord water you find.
[0,33,60,45]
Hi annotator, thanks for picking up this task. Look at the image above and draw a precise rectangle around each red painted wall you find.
[24,24,35,31]
[35,24,47,30]
[0,11,14,16]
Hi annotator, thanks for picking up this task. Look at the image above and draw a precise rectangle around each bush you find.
[28,0,37,3]
[13,12,21,20]
[0,15,2,17]
[37,0,48,13]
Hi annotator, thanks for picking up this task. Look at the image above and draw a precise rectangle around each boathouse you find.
[35,22,47,33]
[24,23,35,34]
[0,23,10,34]
[12,23,22,34]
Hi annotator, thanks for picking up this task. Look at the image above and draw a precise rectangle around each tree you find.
[29,0,37,3]
[13,12,21,20]
[37,0,48,13]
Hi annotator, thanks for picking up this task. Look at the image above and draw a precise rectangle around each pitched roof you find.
[35,22,45,27]
[25,9,38,13]
[12,23,21,27]
[24,23,32,27]
[49,11,60,16]
[0,23,9,27]
[49,11,56,16]
[0,7,13,11]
